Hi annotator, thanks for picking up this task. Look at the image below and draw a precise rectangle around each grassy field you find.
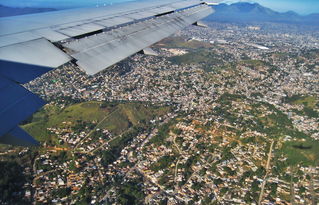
[22,101,171,143]
[280,139,319,166]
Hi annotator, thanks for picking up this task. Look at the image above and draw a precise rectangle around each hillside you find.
[22,101,171,143]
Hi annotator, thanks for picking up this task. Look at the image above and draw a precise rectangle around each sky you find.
[0,0,318,15]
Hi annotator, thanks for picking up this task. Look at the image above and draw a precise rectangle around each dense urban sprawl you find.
[1,22,318,204]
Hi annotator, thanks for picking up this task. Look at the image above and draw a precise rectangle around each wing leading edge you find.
[0,0,221,146]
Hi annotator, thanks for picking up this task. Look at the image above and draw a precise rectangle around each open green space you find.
[280,139,319,166]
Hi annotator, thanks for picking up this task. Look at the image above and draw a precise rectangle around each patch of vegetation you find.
[284,95,318,118]
[101,126,146,167]
[117,180,145,205]
[149,118,177,146]
[179,154,200,186]
[284,95,317,109]
[0,161,27,204]
[303,107,319,118]
[192,181,205,191]
[218,93,247,103]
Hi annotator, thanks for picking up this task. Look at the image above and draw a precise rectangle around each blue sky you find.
[0,0,318,14]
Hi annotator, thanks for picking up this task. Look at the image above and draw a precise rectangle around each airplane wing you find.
[0,0,222,146]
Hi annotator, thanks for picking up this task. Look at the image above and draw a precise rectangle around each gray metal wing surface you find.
[0,0,221,146]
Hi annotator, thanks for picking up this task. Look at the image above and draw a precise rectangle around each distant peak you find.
[284,10,298,15]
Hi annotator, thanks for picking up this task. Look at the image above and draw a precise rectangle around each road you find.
[172,132,183,185]
[258,140,274,205]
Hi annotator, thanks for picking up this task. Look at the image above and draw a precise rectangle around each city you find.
[1,20,319,205]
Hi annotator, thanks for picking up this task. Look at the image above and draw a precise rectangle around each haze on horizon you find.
[0,0,318,15]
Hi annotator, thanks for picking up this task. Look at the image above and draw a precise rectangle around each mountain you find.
[0,5,56,17]
[205,2,319,26]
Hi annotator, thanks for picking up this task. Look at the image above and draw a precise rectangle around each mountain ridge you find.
[0,4,56,17]
[205,2,319,26]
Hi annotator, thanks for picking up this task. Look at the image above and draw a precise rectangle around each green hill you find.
[22,101,170,143]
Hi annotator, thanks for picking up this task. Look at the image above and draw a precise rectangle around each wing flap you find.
[63,5,213,75]
[57,23,105,37]
[125,11,157,20]
[0,38,71,69]
[0,38,71,83]
[0,32,40,47]
[32,28,70,42]
[95,16,133,28]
